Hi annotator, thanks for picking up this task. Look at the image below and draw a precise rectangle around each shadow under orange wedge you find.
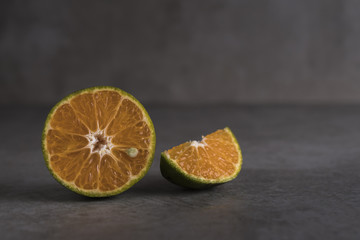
[160,127,242,189]
[42,87,156,197]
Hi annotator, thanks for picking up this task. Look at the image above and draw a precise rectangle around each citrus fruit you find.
[160,127,242,189]
[42,86,156,197]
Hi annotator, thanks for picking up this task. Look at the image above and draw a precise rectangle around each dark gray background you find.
[1,1,360,240]
[1,0,360,105]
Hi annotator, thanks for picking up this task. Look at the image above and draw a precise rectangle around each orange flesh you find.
[166,129,239,180]
[45,90,152,192]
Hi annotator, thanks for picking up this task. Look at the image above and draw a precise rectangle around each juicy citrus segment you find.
[112,147,150,175]
[50,149,91,182]
[50,104,88,135]
[111,121,151,149]
[175,147,200,176]
[42,87,156,197]
[46,129,88,155]
[98,154,130,191]
[94,91,122,130]
[74,153,100,190]
[106,99,143,136]
[69,93,98,132]
[165,142,191,160]
[161,127,242,188]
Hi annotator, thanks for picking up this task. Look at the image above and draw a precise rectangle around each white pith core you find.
[85,130,113,158]
[84,130,138,158]
[190,136,207,148]
[190,140,206,148]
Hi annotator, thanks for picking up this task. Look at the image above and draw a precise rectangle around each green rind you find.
[160,153,214,189]
[42,86,156,197]
[160,127,242,189]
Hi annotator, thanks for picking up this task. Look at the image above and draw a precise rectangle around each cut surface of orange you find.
[42,87,156,197]
[160,127,242,189]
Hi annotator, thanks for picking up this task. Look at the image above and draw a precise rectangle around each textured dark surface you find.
[2,1,360,104]
[0,105,360,240]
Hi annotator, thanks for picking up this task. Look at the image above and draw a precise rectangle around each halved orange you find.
[160,127,242,188]
[42,87,156,197]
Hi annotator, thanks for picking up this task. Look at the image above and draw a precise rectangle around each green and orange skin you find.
[160,127,242,189]
[42,86,156,197]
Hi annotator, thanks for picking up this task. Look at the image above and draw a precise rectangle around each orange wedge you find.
[160,127,242,188]
[42,87,156,197]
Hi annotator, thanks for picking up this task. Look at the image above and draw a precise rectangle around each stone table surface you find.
[0,105,359,240]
